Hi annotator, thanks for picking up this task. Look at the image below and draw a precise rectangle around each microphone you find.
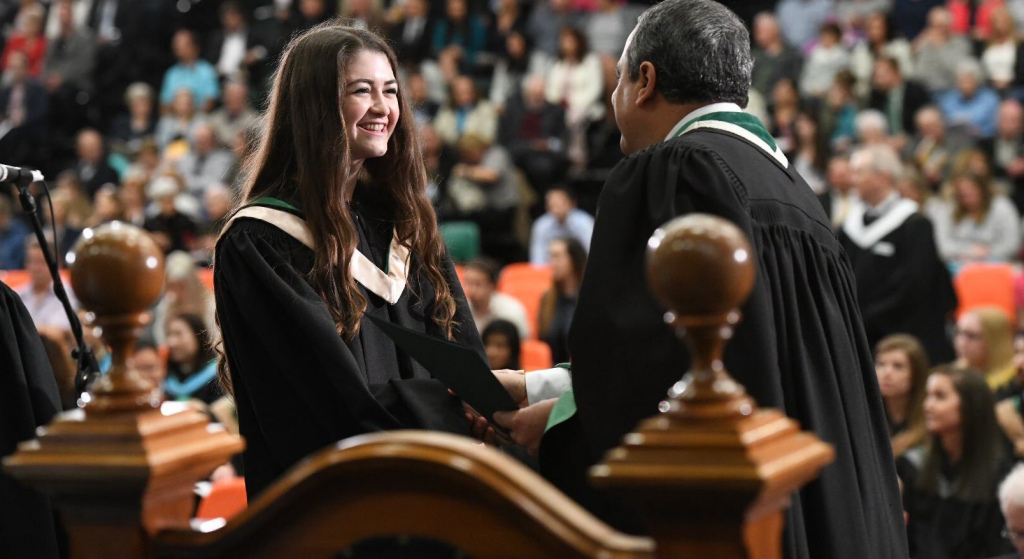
[0,164,44,186]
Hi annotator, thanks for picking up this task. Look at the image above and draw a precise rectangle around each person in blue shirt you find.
[528,187,593,265]
[159,29,220,113]
[939,59,1001,140]
[0,196,29,270]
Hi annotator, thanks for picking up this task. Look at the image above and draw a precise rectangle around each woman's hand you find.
[463,402,512,446]
[493,399,558,455]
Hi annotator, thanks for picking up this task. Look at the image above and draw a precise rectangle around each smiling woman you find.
[213,23,488,502]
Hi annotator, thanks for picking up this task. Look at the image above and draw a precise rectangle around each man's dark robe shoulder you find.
[555,127,908,559]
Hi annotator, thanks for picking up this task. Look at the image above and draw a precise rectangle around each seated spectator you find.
[84,184,122,228]
[204,1,262,83]
[818,154,858,229]
[489,31,551,111]
[0,195,28,269]
[868,56,931,144]
[151,250,215,344]
[288,0,332,35]
[956,307,1019,392]
[448,133,520,217]
[482,319,522,371]
[388,0,433,69]
[42,0,95,135]
[528,186,592,264]
[1,4,47,77]
[994,331,1024,457]
[489,0,527,54]
[71,128,119,200]
[159,29,220,113]
[768,77,800,153]
[938,59,1000,140]
[981,5,1024,95]
[906,106,961,189]
[799,23,850,99]
[0,51,48,165]
[132,340,167,388]
[126,139,164,186]
[911,6,972,93]
[775,0,835,51]
[544,26,603,169]
[850,11,914,99]
[537,237,585,364]
[164,313,220,405]
[406,72,440,128]
[750,12,803,98]
[934,172,1021,267]
[176,123,235,198]
[340,0,385,32]
[585,0,636,61]
[433,75,498,146]
[207,80,256,149]
[854,108,891,147]
[431,0,489,80]
[42,189,82,265]
[525,0,585,59]
[789,111,828,194]
[497,76,567,194]
[53,170,92,229]
[143,176,198,255]
[898,165,946,221]
[981,99,1024,214]
[108,82,157,158]
[421,124,457,214]
[155,88,204,152]
[15,236,78,336]
[119,174,148,227]
[819,69,858,152]
[998,464,1024,557]
[875,334,930,457]
[462,257,530,339]
[898,366,1014,559]
[195,183,232,266]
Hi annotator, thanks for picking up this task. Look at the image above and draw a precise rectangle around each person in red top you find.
[1,5,48,77]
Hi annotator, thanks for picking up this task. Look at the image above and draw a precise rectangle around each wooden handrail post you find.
[3,222,243,559]
[591,214,835,559]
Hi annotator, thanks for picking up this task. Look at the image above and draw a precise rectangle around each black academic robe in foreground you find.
[0,280,62,559]
[837,204,957,364]
[215,191,484,500]
[546,128,908,559]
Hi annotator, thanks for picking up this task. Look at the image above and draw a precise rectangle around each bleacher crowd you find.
[10,0,1024,556]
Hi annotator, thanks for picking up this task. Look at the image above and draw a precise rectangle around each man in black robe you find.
[838,144,957,364]
[493,2,908,558]
[0,280,62,559]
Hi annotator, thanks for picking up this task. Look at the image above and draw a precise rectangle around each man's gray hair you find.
[999,463,1024,512]
[627,0,752,107]
[851,144,903,178]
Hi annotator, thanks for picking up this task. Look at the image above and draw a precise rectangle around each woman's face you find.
[560,31,579,60]
[507,33,526,58]
[955,312,988,369]
[549,241,572,282]
[795,114,816,141]
[923,373,962,435]
[166,318,199,365]
[485,332,512,369]
[867,14,886,43]
[341,50,400,164]
[876,349,913,401]
[130,96,152,118]
[954,177,984,213]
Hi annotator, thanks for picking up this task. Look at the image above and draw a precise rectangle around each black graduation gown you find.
[215,194,485,500]
[837,211,957,364]
[0,281,62,559]
[544,128,908,559]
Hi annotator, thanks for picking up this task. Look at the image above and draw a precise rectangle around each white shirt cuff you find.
[525,367,572,405]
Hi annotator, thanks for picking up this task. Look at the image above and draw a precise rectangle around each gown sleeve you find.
[214,219,466,481]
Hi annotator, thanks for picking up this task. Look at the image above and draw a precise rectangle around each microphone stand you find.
[16,180,99,396]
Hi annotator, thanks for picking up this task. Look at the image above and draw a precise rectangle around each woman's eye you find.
[386,88,398,95]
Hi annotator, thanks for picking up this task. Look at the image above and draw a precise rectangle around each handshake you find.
[464,369,560,455]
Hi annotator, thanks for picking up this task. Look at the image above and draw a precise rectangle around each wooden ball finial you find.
[645,214,755,409]
[69,221,165,411]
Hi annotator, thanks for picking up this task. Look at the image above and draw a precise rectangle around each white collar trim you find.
[224,205,410,304]
[664,102,744,141]
[841,198,919,249]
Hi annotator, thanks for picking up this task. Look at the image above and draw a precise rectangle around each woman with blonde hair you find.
[875,334,930,456]
[955,306,1017,391]
[933,172,1021,268]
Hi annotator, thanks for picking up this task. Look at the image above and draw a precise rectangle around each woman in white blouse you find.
[933,172,1022,267]
[544,27,604,168]
[981,5,1022,94]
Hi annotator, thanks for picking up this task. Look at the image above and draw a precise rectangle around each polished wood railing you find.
[5,215,833,559]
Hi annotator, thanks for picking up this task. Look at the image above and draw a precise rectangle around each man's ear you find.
[635,61,657,107]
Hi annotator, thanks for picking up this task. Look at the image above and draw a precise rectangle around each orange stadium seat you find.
[199,268,214,291]
[1,269,71,290]
[497,264,551,339]
[195,477,247,521]
[954,263,1017,322]
[521,339,552,371]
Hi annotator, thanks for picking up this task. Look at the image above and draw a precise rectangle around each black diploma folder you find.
[363,314,518,422]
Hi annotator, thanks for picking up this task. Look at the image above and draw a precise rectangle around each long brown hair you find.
[875,334,929,456]
[950,172,995,224]
[918,366,1005,502]
[218,23,456,392]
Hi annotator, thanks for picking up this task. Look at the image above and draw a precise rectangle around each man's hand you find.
[463,402,512,446]
[493,398,558,455]
[493,369,527,406]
